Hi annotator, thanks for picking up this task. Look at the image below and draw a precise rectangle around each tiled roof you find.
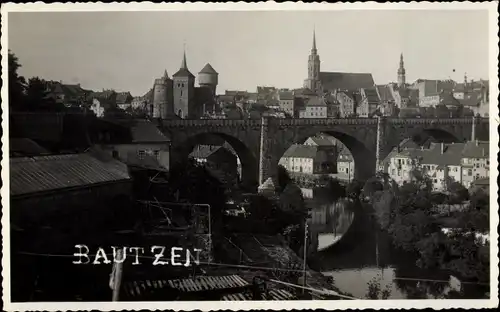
[282,144,319,159]
[173,68,195,78]
[439,91,461,106]
[361,87,380,104]
[305,96,327,107]
[222,288,296,301]
[259,177,276,191]
[199,63,218,74]
[293,88,316,97]
[459,91,483,107]
[472,177,489,187]
[116,92,133,104]
[319,72,375,92]
[376,85,394,102]
[189,145,222,159]
[279,91,294,101]
[306,135,336,147]
[420,80,455,97]
[10,138,50,156]
[462,140,488,158]
[10,153,130,197]
[168,275,249,292]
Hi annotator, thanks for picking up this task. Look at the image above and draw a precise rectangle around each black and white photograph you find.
[1,2,498,311]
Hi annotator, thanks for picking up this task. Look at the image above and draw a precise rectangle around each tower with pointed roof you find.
[173,47,195,119]
[198,63,219,97]
[397,53,406,87]
[152,70,174,118]
[303,28,321,94]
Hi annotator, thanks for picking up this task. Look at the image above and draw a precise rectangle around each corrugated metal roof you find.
[168,275,249,292]
[221,288,296,301]
[10,153,131,197]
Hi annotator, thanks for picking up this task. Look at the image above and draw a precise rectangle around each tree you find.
[25,77,62,112]
[447,181,469,204]
[324,177,346,201]
[346,179,364,199]
[277,164,292,193]
[8,50,26,111]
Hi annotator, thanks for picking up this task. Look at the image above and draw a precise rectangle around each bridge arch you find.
[274,127,378,182]
[169,132,259,191]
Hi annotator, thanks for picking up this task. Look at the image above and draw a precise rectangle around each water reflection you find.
[302,187,488,299]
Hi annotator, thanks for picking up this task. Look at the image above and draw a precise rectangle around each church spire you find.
[163,69,169,79]
[312,27,317,52]
[181,43,188,69]
[398,53,406,87]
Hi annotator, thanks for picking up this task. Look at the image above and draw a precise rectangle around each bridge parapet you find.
[162,119,262,128]
[276,117,378,127]
[386,117,476,125]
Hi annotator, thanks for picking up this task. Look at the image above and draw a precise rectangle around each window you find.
[153,150,160,160]
[138,150,146,160]
[468,169,472,176]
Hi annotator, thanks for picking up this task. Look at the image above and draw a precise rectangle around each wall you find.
[101,143,170,169]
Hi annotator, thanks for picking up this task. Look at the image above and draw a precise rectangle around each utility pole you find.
[302,222,308,294]
[110,248,124,301]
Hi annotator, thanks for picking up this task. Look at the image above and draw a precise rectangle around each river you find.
[302,187,489,300]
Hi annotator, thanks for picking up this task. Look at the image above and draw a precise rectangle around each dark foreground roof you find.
[10,152,130,197]
[222,288,296,301]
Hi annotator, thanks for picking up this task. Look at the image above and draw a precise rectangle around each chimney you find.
[441,143,445,154]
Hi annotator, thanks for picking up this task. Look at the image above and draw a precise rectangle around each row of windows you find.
[138,150,161,160]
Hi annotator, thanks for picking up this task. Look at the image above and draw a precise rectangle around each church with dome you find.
[150,47,219,119]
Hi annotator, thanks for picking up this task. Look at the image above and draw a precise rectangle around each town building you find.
[336,147,355,182]
[89,90,118,117]
[334,90,360,117]
[382,140,489,191]
[279,144,331,175]
[357,87,380,117]
[303,30,375,95]
[460,140,489,188]
[116,91,133,111]
[46,81,92,107]
[298,96,327,118]
[304,134,338,173]
[189,145,239,187]
[93,119,171,171]
[278,90,295,117]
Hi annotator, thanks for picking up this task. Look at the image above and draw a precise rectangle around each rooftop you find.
[10,138,50,157]
[305,135,337,147]
[199,63,218,75]
[319,72,375,92]
[10,152,130,197]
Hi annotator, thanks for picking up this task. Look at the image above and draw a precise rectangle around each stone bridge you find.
[160,117,489,191]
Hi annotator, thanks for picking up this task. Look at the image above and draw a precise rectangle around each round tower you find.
[198,63,219,96]
[152,70,173,118]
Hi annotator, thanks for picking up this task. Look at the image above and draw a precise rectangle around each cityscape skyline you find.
[9,10,489,96]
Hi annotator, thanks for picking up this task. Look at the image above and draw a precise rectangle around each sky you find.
[8,10,490,96]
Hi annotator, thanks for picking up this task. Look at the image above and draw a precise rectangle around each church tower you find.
[397,53,406,87]
[173,46,195,119]
[303,28,321,94]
